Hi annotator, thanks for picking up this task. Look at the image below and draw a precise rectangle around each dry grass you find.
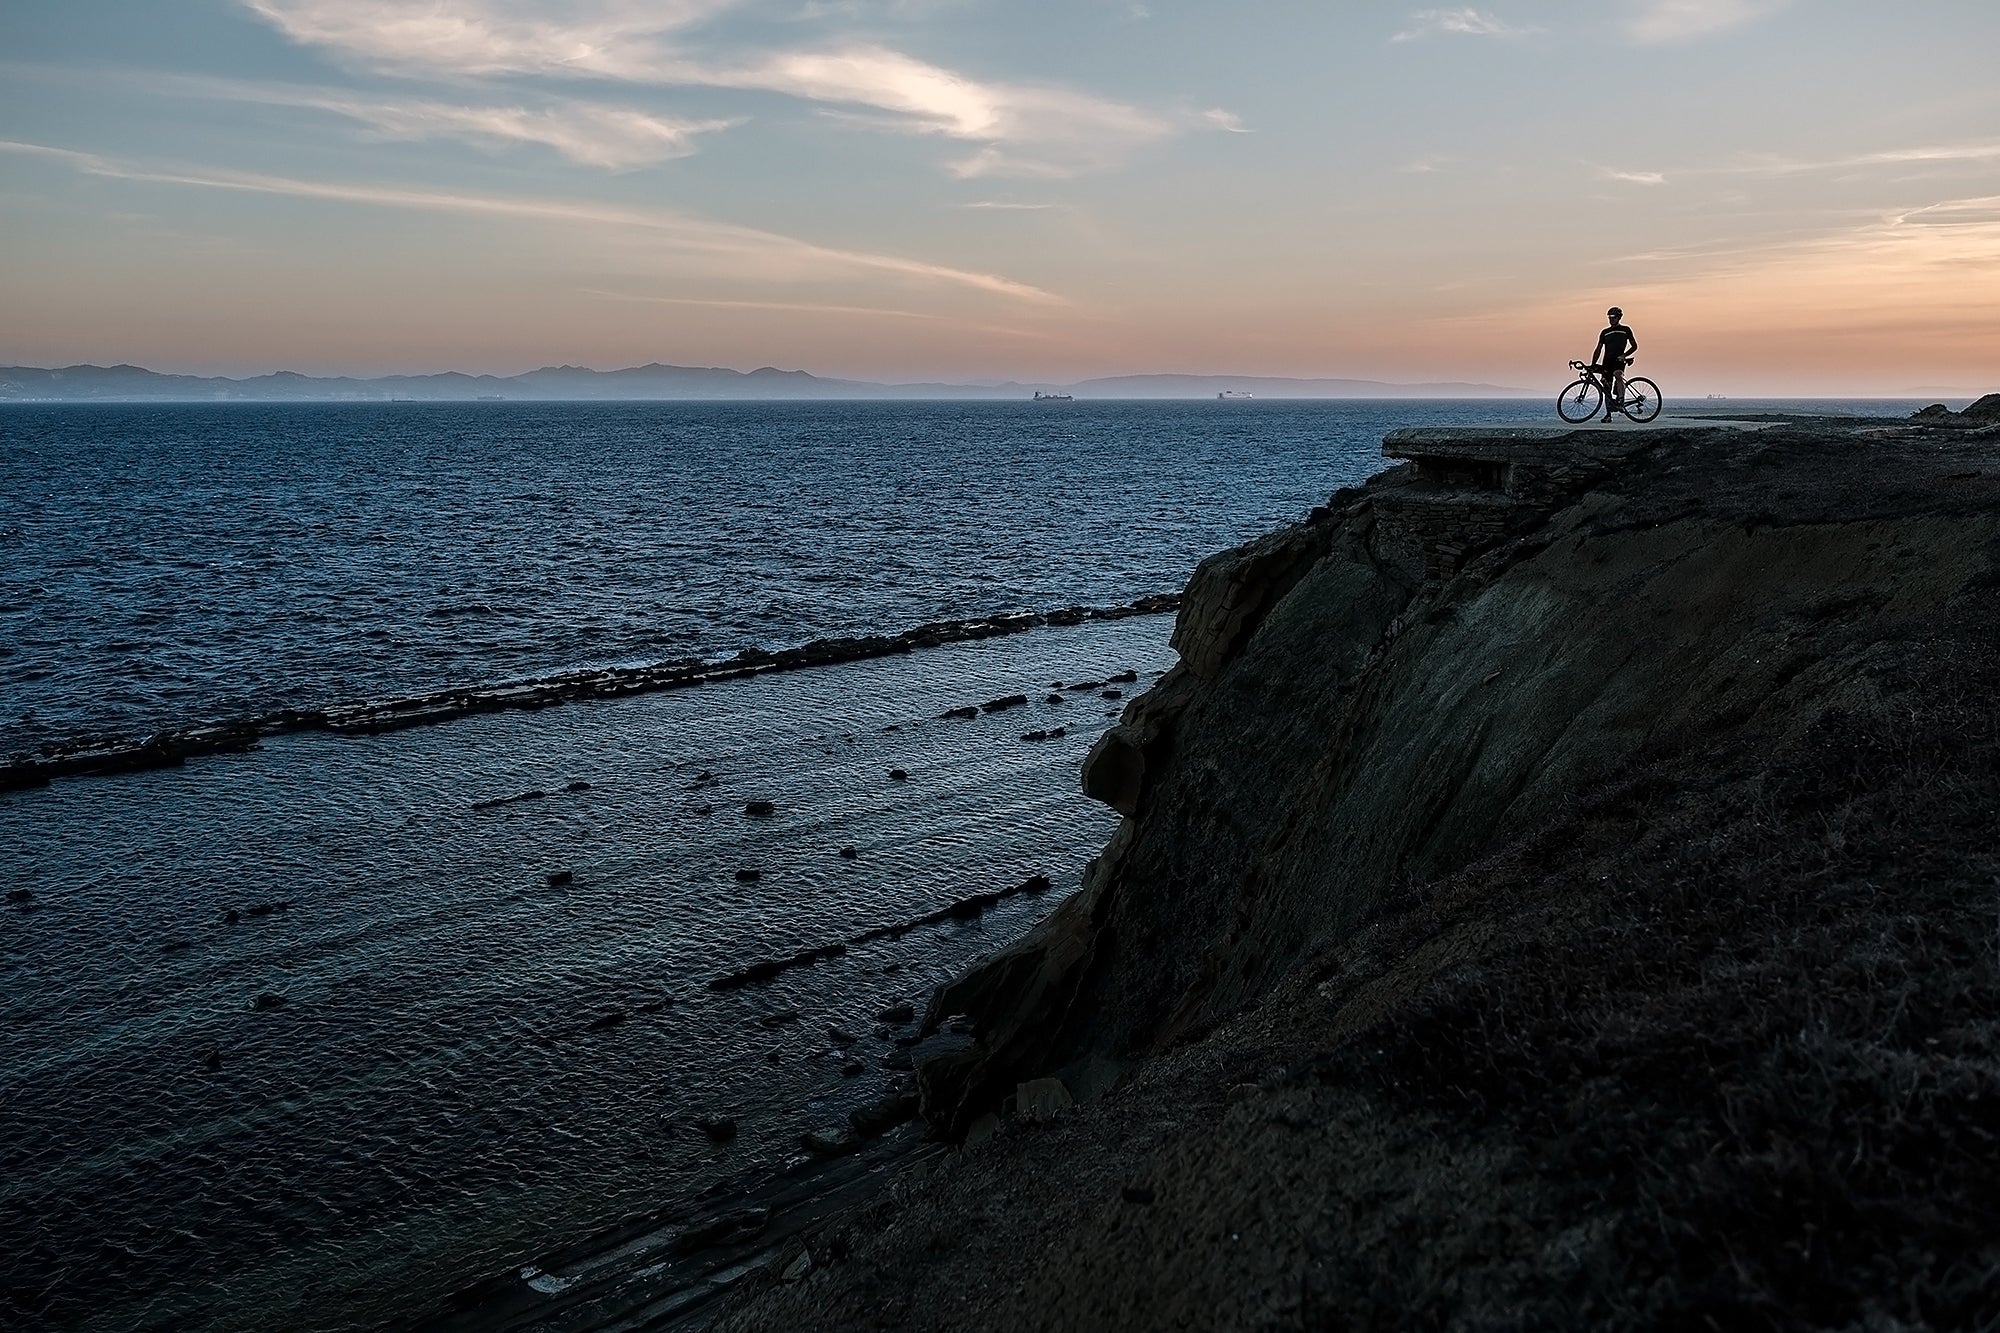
[1295,624,2000,1329]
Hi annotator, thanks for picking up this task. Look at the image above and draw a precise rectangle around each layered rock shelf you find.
[0,595,1178,792]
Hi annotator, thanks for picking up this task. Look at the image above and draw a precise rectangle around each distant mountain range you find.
[0,362,1535,402]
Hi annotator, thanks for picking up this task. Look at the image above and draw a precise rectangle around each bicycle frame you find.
[1568,359,1617,395]
[1562,359,1660,423]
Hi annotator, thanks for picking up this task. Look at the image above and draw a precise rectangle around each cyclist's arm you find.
[1625,330,1638,360]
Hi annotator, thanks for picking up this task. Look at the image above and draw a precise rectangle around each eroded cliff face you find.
[916,417,2000,1133]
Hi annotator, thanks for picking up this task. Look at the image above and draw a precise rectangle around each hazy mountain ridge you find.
[0,362,1534,402]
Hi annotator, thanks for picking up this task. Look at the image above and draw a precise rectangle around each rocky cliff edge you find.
[716,411,2000,1329]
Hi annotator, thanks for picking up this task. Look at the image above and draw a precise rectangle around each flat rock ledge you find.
[0,594,1178,792]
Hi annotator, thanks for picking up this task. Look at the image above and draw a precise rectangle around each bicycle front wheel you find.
[1557,378,1603,423]
[1622,377,1662,423]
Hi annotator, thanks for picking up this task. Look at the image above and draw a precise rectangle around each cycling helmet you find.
[1607,306,1623,318]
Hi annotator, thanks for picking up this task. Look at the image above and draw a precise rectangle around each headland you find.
[668,399,2000,1328]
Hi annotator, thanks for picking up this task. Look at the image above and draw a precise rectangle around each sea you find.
[0,398,1921,1330]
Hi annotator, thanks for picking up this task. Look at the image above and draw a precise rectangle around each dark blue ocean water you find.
[0,398,1581,754]
[0,398,1921,1331]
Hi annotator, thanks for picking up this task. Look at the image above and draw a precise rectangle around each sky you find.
[2,1,1997,395]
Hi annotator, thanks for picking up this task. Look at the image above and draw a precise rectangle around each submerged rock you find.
[849,1087,920,1138]
[673,1204,763,1249]
[693,1115,738,1143]
[802,1126,860,1158]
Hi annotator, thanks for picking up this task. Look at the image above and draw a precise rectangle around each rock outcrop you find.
[914,413,2000,1135]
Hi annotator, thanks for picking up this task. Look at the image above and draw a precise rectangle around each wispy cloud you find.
[241,0,1196,178]
[718,44,1175,176]
[240,0,734,79]
[343,101,734,170]
[0,138,1060,303]
[1713,141,2000,177]
[243,85,736,168]
[26,66,743,170]
[1392,9,1537,42]
[1628,0,1790,44]
[1598,166,1667,185]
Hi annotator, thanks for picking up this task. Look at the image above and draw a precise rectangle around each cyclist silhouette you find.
[1592,307,1638,422]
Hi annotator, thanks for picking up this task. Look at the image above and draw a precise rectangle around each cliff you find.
[712,410,2000,1329]
[910,412,2000,1132]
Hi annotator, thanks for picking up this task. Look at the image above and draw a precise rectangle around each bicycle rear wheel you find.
[1557,377,1602,423]
[1622,377,1662,423]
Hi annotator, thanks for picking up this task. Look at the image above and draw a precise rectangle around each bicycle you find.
[1557,360,1662,424]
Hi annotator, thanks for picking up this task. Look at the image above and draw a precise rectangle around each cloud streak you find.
[1392,9,1536,42]
[1628,0,1790,44]
[241,0,1198,177]
[1715,141,2000,177]
[0,138,1060,303]
[258,87,736,168]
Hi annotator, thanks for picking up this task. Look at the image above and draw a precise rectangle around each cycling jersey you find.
[1597,324,1636,366]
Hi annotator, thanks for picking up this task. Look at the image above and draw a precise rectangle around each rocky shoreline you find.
[689,406,2000,1328]
[0,595,1177,793]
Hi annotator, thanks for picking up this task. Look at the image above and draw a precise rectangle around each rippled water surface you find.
[0,398,1912,1330]
[0,399,1580,753]
[2,615,1174,1330]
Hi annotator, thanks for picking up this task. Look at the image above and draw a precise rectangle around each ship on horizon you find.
[1032,390,1074,401]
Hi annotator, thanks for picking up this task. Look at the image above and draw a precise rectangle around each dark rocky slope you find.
[709,413,2000,1330]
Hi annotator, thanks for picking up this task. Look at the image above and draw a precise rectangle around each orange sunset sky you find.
[3,1,1997,395]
